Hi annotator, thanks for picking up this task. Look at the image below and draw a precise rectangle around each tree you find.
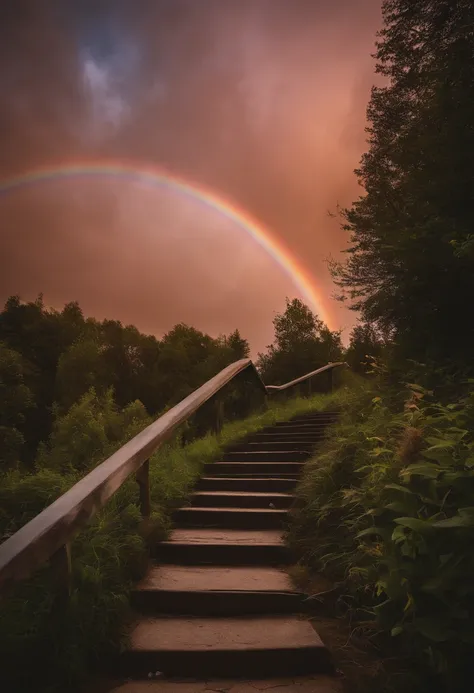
[257,298,343,385]
[331,0,474,366]
[225,329,250,359]
[345,323,385,374]
[37,388,150,475]
[0,343,34,468]
[55,338,107,411]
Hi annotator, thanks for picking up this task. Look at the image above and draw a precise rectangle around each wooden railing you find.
[0,359,345,595]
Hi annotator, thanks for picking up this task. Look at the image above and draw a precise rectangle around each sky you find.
[0,0,383,354]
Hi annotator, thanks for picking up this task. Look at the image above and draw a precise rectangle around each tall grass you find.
[0,387,341,693]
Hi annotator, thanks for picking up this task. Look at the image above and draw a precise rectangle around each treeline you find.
[331,0,474,375]
[0,293,348,473]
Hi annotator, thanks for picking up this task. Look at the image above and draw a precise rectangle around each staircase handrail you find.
[0,359,345,593]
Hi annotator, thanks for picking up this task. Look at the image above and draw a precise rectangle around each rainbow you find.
[0,161,332,326]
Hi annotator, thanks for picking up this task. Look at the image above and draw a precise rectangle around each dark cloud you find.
[0,0,382,353]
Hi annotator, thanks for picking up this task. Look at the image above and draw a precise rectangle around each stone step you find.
[196,477,298,492]
[204,462,304,476]
[189,491,294,509]
[131,565,303,616]
[175,507,288,530]
[228,441,319,453]
[156,529,290,565]
[119,616,333,678]
[221,451,311,462]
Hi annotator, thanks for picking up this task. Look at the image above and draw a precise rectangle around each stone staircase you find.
[112,410,339,687]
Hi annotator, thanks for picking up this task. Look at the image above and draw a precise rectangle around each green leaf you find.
[369,447,392,457]
[413,618,454,643]
[385,483,415,495]
[402,463,441,479]
[356,526,391,541]
[433,513,474,528]
[394,517,434,533]
[391,626,403,637]
[422,443,455,463]
[385,501,409,514]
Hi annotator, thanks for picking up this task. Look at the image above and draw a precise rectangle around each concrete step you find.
[221,451,311,462]
[131,565,304,616]
[229,441,319,453]
[175,507,288,530]
[196,477,298,492]
[156,529,290,565]
[190,491,294,509]
[204,462,304,476]
[119,616,333,678]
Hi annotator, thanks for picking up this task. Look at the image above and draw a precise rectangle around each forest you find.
[2,1,474,692]
[0,293,345,473]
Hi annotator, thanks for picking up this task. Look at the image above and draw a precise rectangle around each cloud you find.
[0,0,382,352]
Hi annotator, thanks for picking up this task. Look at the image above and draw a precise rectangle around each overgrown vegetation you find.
[290,372,474,693]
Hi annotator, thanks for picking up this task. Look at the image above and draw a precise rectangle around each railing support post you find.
[327,368,333,392]
[50,542,72,605]
[214,397,224,439]
[136,459,151,519]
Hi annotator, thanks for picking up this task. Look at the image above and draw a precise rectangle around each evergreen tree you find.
[331,0,474,365]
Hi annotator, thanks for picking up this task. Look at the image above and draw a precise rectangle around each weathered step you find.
[229,441,319,453]
[105,675,342,692]
[196,477,298,492]
[131,565,304,616]
[246,432,326,441]
[156,529,289,565]
[289,414,338,423]
[190,491,293,508]
[274,423,334,437]
[221,451,311,462]
[120,615,333,678]
[204,462,304,476]
[175,507,288,529]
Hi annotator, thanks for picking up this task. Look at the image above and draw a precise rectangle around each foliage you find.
[0,295,253,465]
[0,342,35,468]
[290,376,474,692]
[345,323,386,374]
[330,0,474,365]
[257,297,343,385]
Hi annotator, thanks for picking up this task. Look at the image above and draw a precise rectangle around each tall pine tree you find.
[332,0,474,365]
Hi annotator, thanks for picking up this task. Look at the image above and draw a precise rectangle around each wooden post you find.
[327,368,333,393]
[136,459,151,519]
[307,378,312,398]
[215,397,225,438]
[50,542,72,605]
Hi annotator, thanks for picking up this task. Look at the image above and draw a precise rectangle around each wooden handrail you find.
[0,359,344,592]
[265,362,346,392]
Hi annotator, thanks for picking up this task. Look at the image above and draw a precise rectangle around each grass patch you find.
[0,385,341,693]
